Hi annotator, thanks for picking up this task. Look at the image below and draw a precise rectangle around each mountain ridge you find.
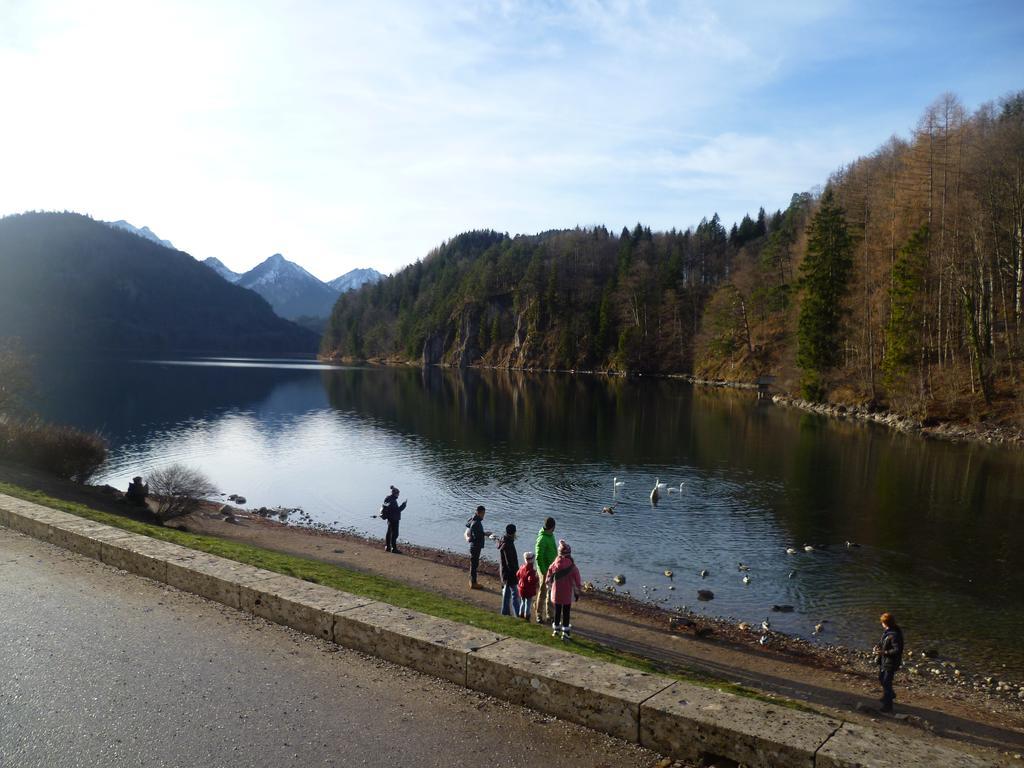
[105,219,175,250]
[0,212,318,354]
[235,253,340,321]
[202,256,242,283]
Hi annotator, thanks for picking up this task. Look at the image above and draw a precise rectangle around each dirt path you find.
[2,461,1020,761]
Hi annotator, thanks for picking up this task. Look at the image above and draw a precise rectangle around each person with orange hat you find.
[873,612,904,713]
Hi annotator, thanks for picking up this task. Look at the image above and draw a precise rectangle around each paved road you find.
[0,527,659,768]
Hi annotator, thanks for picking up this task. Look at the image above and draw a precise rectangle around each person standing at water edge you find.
[497,523,520,615]
[465,505,490,589]
[516,552,539,621]
[873,612,904,713]
[534,517,557,624]
[547,539,582,640]
[381,485,406,553]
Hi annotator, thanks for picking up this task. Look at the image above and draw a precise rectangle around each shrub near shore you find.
[0,416,107,482]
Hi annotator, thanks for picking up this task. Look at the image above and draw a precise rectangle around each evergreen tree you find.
[796,189,855,400]
[736,213,757,244]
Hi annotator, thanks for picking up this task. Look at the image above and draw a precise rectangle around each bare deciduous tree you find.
[148,464,218,524]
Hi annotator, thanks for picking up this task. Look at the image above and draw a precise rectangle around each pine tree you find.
[797,189,855,400]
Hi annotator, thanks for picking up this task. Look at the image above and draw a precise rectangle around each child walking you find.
[516,551,539,621]
[546,539,582,640]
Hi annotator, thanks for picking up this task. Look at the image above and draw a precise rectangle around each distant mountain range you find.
[106,218,384,324]
[201,255,383,322]
[0,212,318,354]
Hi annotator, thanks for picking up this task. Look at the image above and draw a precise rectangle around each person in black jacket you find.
[497,524,520,616]
[873,612,904,712]
[382,485,407,554]
[465,505,490,589]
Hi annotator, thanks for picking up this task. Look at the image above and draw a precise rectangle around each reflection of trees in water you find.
[321,367,706,464]
[689,392,1024,599]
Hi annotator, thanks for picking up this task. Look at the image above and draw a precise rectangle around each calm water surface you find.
[32,357,1024,672]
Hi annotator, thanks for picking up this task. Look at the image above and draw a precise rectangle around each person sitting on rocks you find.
[125,476,148,506]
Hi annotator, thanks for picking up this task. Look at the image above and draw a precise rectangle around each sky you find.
[1,1,1022,280]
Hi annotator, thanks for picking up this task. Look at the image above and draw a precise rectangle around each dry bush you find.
[148,463,218,523]
[0,337,33,415]
[0,416,107,481]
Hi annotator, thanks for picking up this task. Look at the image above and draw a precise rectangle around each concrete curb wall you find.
[467,637,673,742]
[0,494,995,768]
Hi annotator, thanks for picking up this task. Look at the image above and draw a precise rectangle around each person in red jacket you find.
[546,539,582,640]
[516,552,539,621]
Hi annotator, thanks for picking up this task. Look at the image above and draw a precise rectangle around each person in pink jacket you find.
[545,539,582,640]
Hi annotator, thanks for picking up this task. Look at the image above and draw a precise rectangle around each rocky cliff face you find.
[420,297,551,370]
[421,329,449,366]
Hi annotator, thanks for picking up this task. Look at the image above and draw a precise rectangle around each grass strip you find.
[0,481,813,711]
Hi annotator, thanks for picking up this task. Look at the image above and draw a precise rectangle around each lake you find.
[30,356,1024,672]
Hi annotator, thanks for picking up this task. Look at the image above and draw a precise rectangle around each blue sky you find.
[1,0,1021,279]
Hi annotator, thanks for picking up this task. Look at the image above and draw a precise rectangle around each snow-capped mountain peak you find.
[242,253,321,288]
[202,257,242,283]
[328,267,384,293]
[235,253,340,320]
[105,220,175,249]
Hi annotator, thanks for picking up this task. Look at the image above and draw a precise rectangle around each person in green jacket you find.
[534,517,557,624]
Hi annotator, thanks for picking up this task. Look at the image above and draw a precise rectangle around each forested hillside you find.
[698,92,1023,423]
[323,219,747,372]
[0,212,319,354]
[322,90,1023,425]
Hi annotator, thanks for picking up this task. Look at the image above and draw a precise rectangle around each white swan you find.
[613,477,625,489]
